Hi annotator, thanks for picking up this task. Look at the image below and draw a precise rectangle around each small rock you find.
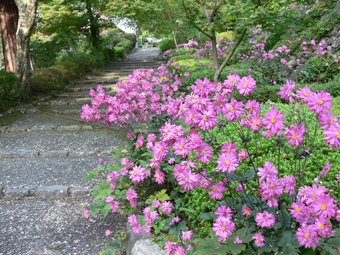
[36,185,69,199]
[125,224,152,255]
[40,150,69,157]
[131,239,166,255]
[82,125,93,130]
[57,125,81,131]
[70,187,92,197]
[0,126,8,132]
[26,245,65,255]
[5,187,30,199]
[0,185,4,198]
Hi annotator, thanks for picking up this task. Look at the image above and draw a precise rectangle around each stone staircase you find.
[0,48,164,255]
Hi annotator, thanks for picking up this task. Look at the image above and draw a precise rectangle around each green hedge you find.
[114,46,126,59]
[159,38,176,54]
[0,69,22,109]
[116,39,134,53]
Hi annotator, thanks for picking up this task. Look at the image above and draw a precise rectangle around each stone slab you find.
[7,126,28,132]
[125,224,152,255]
[60,109,81,115]
[0,126,8,132]
[69,150,99,156]
[26,245,66,255]
[132,239,166,255]
[56,125,81,131]
[4,187,30,199]
[82,125,93,130]
[30,125,56,131]
[0,185,4,199]
[26,109,41,114]
[70,187,92,197]
[0,150,40,158]
[40,150,69,157]
[36,185,69,199]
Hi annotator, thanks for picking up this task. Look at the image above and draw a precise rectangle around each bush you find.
[30,75,52,93]
[114,46,126,59]
[103,48,116,62]
[217,31,235,42]
[116,39,134,53]
[159,38,176,54]
[51,60,80,80]
[0,70,22,109]
[123,33,137,47]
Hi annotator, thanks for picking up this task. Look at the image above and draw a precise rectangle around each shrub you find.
[123,33,137,47]
[217,31,235,42]
[0,70,22,109]
[103,48,116,62]
[51,60,80,80]
[114,46,126,59]
[116,39,134,53]
[30,75,52,93]
[159,38,176,54]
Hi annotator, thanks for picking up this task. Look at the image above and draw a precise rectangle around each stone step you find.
[74,78,120,85]
[56,91,117,98]
[66,84,119,92]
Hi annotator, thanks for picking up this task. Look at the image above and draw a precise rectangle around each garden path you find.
[0,47,164,255]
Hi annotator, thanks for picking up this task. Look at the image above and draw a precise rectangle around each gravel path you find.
[0,48,163,255]
[0,197,126,255]
[0,156,117,188]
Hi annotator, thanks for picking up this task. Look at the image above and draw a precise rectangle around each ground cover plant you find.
[81,38,340,253]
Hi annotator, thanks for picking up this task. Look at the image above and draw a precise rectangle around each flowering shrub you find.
[83,65,340,254]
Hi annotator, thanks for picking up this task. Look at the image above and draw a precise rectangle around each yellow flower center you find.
[221,226,226,231]
[159,147,162,152]
[225,160,231,165]
[189,114,193,119]
[230,78,234,82]
[226,149,231,153]
[320,224,325,230]
[165,130,168,134]
[213,188,217,192]
[311,212,316,217]
[218,100,222,105]
[179,145,183,150]
[303,92,308,96]
[245,209,249,214]
[304,233,310,239]
[329,120,334,124]
[292,134,297,140]
[201,150,206,155]
[321,204,327,210]
[230,107,235,112]
[270,183,275,189]
[253,121,258,126]
[203,116,208,121]
[249,107,253,111]
[256,238,260,242]
[312,194,317,200]
[295,207,301,212]
[335,131,340,137]
[243,83,248,87]
[271,118,276,124]
[185,178,189,182]
[134,172,138,176]
[317,99,323,105]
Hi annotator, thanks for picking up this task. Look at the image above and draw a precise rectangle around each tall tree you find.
[0,0,38,97]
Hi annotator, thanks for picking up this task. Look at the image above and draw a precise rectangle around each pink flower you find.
[237,75,256,96]
[257,161,278,182]
[238,150,249,159]
[173,137,191,158]
[261,177,284,198]
[220,142,237,155]
[121,167,128,176]
[182,230,193,241]
[178,170,200,190]
[147,133,156,142]
[284,176,296,195]
[252,232,265,247]
[170,216,181,225]
[289,202,307,218]
[153,141,169,160]
[249,115,262,131]
[323,123,340,148]
[129,165,146,183]
[305,184,328,205]
[277,80,295,102]
[223,98,245,121]
[212,216,235,242]
[215,205,233,219]
[105,230,111,236]
[234,236,243,244]
[318,112,338,130]
[320,162,332,177]
[198,107,218,130]
[154,169,165,184]
[313,194,338,218]
[263,108,286,136]
[242,205,252,217]
[152,199,161,209]
[209,182,226,200]
[164,241,175,254]
[296,225,320,248]
[314,217,332,237]
[84,209,90,218]
[307,91,332,115]
[217,153,239,173]
[246,100,261,116]
[285,125,304,147]
[126,188,138,202]
[255,210,275,228]
[161,201,173,214]
[173,246,186,255]
[195,143,213,163]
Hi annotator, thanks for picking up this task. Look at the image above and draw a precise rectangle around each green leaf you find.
[197,213,216,220]
[178,207,196,213]
[192,239,229,255]
[244,168,255,181]
[227,243,246,255]
[281,243,301,255]
[326,237,340,247]
[99,248,115,255]
[102,203,111,218]
[94,188,113,201]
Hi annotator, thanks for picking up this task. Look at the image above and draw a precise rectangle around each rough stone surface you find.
[0,126,8,132]
[5,187,31,199]
[82,125,93,130]
[56,125,81,131]
[36,185,69,199]
[131,239,166,255]
[69,150,100,156]
[70,187,92,197]
[26,245,66,255]
[0,184,4,198]
[125,225,152,255]
[26,109,41,114]
[40,151,69,157]
[30,125,56,131]
[0,150,40,158]
[7,126,28,132]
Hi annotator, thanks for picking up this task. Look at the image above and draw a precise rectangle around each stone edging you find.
[0,149,114,158]
[0,184,92,200]
[0,124,94,133]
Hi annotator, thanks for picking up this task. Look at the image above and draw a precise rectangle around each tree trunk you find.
[13,0,38,98]
[211,28,219,82]
[0,0,18,73]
